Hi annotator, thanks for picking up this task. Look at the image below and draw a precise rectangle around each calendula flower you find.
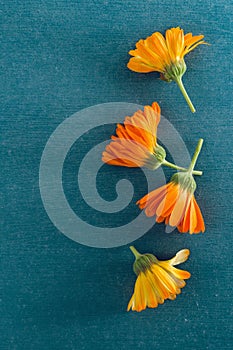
[137,139,205,234]
[102,102,202,175]
[127,246,191,312]
[102,102,166,170]
[127,27,208,113]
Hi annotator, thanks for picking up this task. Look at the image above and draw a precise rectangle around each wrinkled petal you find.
[167,249,190,266]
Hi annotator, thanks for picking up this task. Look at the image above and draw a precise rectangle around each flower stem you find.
[188,139,204,174]
[175,76,196,113]
[129,246,142,260]
[163,159,202,176]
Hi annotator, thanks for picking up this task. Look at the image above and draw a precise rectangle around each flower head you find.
[137,139,205,234]
[127,27,208,112]
[137,173,205,234]
[102,102,166,170]
[127,246,191,312]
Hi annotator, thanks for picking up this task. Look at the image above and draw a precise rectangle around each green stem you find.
[163,159,202,176]
[129,246,142,260]
[175,76,196,113]
[187,139,204,174]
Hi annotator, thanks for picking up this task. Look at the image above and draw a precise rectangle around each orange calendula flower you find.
[127,246,191,312]
[137,139,205,234]
[102,102,203,175]
[127,27,208,113]
[102,102,166,170]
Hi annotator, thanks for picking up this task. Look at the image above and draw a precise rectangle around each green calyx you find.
[154,144,166,163]
[129,246,158,275]
[160,59,196,113]
[144,144,166,170]
[161,59,187,82]
[170,138,203,193]
[171,172,196,194]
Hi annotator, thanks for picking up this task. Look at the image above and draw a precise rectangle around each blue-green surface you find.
[1,1,233,349]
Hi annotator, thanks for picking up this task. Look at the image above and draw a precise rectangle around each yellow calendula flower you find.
[127,246,191,312]
[102,102,202,175]
[127,27,208,113]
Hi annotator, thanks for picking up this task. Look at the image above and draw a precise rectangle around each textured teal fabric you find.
[1,1,233,349]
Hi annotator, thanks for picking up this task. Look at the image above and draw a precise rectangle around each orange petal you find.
[193,197,205,233]
[146,270,169,304]
[165,27,184,61]
[150,32,170,66]
[177,196,192,233]
[127,57,157,73]
[144,188,168,217]
[169,190,188,227]
[156,183,179,217]
[131,274,145,312]
[127,294,134,311]
[136,183,169,208]
[189,197,197,234]
[141,273,158,308]
[151,265,178,294]
[184,34,204,48]
[159,262,191,280]
[156,215,165,223]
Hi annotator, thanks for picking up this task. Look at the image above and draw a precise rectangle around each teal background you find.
[1,0,233,349]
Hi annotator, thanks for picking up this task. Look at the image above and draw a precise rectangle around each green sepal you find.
[161,59,187,82]
[171,172,196,194]
[133,253,158,275]
[144,144,166,170]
